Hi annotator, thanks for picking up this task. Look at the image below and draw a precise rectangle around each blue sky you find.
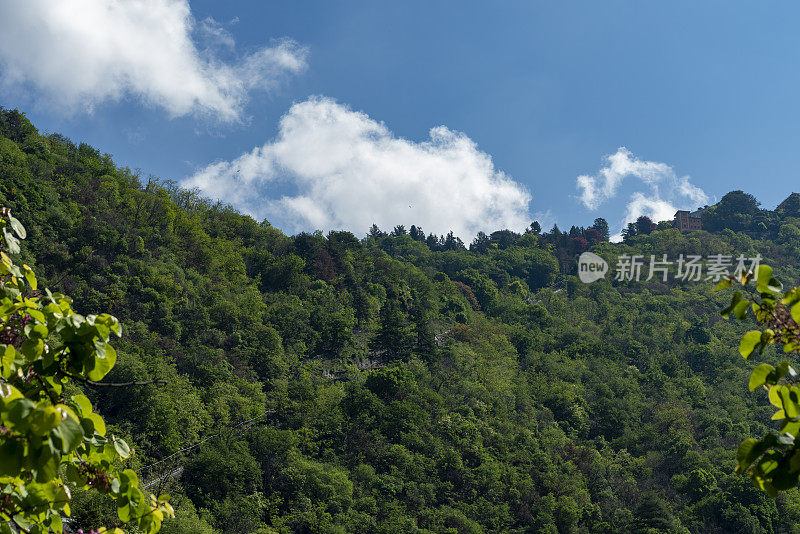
[1,1,799,239]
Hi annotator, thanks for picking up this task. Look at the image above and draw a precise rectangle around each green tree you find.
[636,215,655,236]
[409,225,425,241]
[622,222,638,242]
[368,224,385,240]
[469,232,491,253]
[777,193,800,217]
[373,297,414,361]
[591,217,610,241]
[703,190,760,231]
[444,231,465,251]
[631,493,678,533]
[391,225,407,237]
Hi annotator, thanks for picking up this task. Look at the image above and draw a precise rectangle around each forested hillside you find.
[5,107,800,533]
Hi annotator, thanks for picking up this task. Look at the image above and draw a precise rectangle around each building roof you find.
[674,209,703,218]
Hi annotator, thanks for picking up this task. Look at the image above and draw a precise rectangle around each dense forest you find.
[3,107,800,533]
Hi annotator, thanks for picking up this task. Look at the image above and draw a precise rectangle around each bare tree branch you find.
[60,371,167,388]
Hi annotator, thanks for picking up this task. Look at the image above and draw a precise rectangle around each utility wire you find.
[138,410,274,474]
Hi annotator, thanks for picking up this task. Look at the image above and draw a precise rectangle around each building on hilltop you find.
[674,209,702,231]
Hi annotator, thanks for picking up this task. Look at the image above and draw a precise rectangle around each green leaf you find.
[770,386,784,407]
[750,364,775,391]
[87,413,106,435]
[64,463,81,484]
[722,291,743,318]
[757,265,774,287]
[783,288,800,306]
[740,331,763,359]
[47,513,62,534]
[31,438,59,483]
[20,338,44,362]
[780,387,800,418]
[737,439,758,473]
[85,342,116,381]
[142,508,163,534]
[782,419,800,436]
[72,394,93,416]
[1,345,16,379]
[2,227,20,254]
[769,361,795,385]
[117,497,132,522]
[6,398,35,430]
[112,436,132,459]
[0,439,24,476]
[7,215,26,239]
[733,299,750,320]
[713,278,732,291]
[0,383,23,405]
[792,302,800,324]
[756,265,783,294]
[121,468,139,490]
[22,264,36,290]
[56,417,84,453]
[29,406,61,436]
[94,323,110,341]
[25,323,48,339]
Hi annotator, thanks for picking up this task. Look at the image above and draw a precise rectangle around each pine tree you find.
[622,222,638,242]
[374,298,414,361]
[636,215,655,235]
[470,231,491,253]
[368,223,386,239]
[426,232,441,250]
[444,231,465,251]
[591,217,610,241]
[631,493,677,533]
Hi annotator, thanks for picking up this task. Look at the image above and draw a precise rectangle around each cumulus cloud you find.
[184,97,532,238]
[576,147,708,239]
[0,0,308,120]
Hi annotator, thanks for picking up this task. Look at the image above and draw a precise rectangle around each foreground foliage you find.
[717,265,800,496]
[0,209,171,533]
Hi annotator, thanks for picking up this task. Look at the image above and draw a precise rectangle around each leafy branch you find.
[717,264,800,495]
[0,209,172,534]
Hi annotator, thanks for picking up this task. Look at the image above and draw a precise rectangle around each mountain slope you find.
[3,108,800,533]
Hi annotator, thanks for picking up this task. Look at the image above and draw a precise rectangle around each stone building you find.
[674,210,702,231]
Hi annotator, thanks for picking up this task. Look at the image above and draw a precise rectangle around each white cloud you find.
[576,147,708,240]
[184,97,532,238]
[0,0,308,121]
[623,194,680,230]
[197,17,236,52]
